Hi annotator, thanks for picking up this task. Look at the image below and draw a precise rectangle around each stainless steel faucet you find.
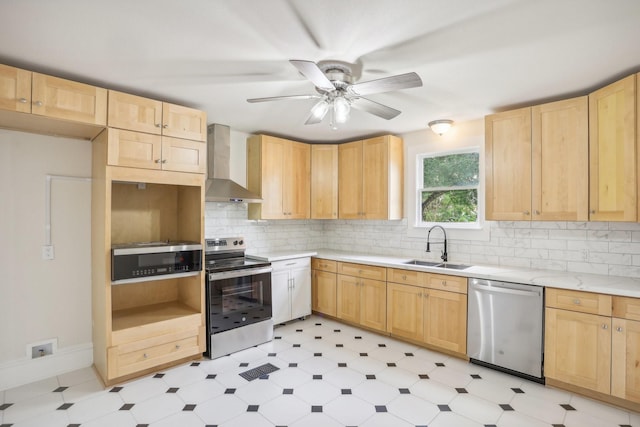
[426,225,447,262]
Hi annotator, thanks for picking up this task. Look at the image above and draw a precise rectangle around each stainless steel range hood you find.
[205,124,262,203]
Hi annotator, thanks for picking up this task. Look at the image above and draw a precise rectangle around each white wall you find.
[0,129,92,388]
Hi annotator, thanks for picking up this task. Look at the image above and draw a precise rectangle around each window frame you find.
[415,147,483,229]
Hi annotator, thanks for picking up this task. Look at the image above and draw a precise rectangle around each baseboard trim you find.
[0,342,93,391]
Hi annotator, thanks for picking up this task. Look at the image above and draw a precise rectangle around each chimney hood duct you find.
[205,124,262,203]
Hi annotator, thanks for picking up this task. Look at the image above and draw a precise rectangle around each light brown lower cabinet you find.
[336,262,387,332]
[545,288,640,407]
[312,258,337,317]
[386,278,467,355]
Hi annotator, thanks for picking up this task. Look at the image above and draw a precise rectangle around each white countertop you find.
[247,250,318,262]
[312,249,640,298]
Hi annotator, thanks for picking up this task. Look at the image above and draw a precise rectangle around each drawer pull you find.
[402,275,407,280]
[34,100,43,107]
[616,327,623,332]
[19,97,28,103]
[602,324,608,330]
[143,353,148,359]
[573,299,581,305]
[175,344,181,350]
[442,280,447,286]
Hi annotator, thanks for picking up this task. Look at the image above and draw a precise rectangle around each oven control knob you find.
[239,240,244,245]
[233,240,239,245]
[242,317,246,322]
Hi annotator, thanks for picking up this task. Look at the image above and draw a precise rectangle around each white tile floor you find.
[2,315,640,427]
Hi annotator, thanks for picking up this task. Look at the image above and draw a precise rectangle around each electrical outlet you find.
[42,245,55,260]
[30,342,53,358]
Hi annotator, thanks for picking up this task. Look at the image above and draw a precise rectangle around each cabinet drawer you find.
[337,262,387,281]
[613,296,640,321]
[272,257,311,272]
[108,327,202,379]
[312,258,337,273]
[426,273,467,294]
[546,288,612,316]
[387,268,425,287]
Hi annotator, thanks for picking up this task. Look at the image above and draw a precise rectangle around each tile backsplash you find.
[205,203,640,279]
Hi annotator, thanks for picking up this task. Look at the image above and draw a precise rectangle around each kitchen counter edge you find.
[312,249,640,299]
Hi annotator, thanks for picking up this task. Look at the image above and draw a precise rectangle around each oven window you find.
[207,272,272,333]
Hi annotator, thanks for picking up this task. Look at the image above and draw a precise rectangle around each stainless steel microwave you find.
[111,241,202,284]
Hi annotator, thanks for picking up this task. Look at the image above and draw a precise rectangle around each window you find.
[417,149,479,227]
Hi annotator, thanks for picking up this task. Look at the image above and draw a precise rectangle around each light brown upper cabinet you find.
[311,144,338,219]
[0,64,31,113]
[247,134,311,219]
[32,73,107,125]
[108,90,207,142]
[0,64,107,139]
[338,135,403,220]
[589,75,637,222]
[486,97,588,221]
[106,128,206,174]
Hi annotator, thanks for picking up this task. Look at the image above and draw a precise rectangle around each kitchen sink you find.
[403,260,471,270]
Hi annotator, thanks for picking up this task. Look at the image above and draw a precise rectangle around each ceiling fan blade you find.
[348,72,422,96]
[247,94,320,103]
[351,97,401,120]
[289,60,336,92]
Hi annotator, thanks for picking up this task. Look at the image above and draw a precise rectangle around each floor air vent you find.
[239,363,280,381]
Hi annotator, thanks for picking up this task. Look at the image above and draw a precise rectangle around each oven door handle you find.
[208,266,273,281]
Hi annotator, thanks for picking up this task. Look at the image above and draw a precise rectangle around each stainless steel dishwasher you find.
[467,278,544,383]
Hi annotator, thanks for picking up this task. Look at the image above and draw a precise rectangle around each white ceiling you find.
[1,0,639,142]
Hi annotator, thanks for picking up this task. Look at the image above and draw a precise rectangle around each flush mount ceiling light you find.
[429,119,454,135]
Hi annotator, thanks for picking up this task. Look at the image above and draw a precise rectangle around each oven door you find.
[206,266,273,335]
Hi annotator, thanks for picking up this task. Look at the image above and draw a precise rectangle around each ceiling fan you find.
[247,59,423,128]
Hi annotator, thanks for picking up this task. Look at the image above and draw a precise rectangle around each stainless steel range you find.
[204,237,273,359]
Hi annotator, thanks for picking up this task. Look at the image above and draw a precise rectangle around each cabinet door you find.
[612,318,640,403]
[312,270,337,316]
[532,97,589,221]
[336,274,360,324]
[589,74,636,222]
[545,308,611,394]
[285,141,310,219]
[311,144,338,219]
[107,128,162,170]
[485,107,532,220]
[161,137,206,174]
[362,136,389,219]
[32,73,107,125]
[387,282,424,341]
[107,90,163,135]
[290,265,311,319]
[424,289,467,354]
[271,269,291,325]
[360,278,386,332]
[259,136,287,218]
[0,64,31,113]
[611,318,640,402]
[338,141,363,219]
[161,102,207,142]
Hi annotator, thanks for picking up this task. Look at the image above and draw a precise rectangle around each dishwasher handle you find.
[470,281,541,297]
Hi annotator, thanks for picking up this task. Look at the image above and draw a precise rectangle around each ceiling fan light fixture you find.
[428,119,454,135]
[333,96,350,124]
[310,99,329,119]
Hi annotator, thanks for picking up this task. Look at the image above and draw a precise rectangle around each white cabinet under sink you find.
[271,257,312,324]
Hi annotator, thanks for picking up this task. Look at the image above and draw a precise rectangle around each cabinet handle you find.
[161,159,167,164]
[602,324,608,330]
[534,210,540,215]
[155,123,161,128]
[175,344,181,350]
[34,100,43,107]
[402,275,407,280]
[143,353,148,359]
[616,327,623,332]
[155,159,161,163]
[163,124,168,128]
[573,299,581,305]
[18,97,28,103]
[442,280,447,286]
[590,209,596,214]
[523,210,530,215]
